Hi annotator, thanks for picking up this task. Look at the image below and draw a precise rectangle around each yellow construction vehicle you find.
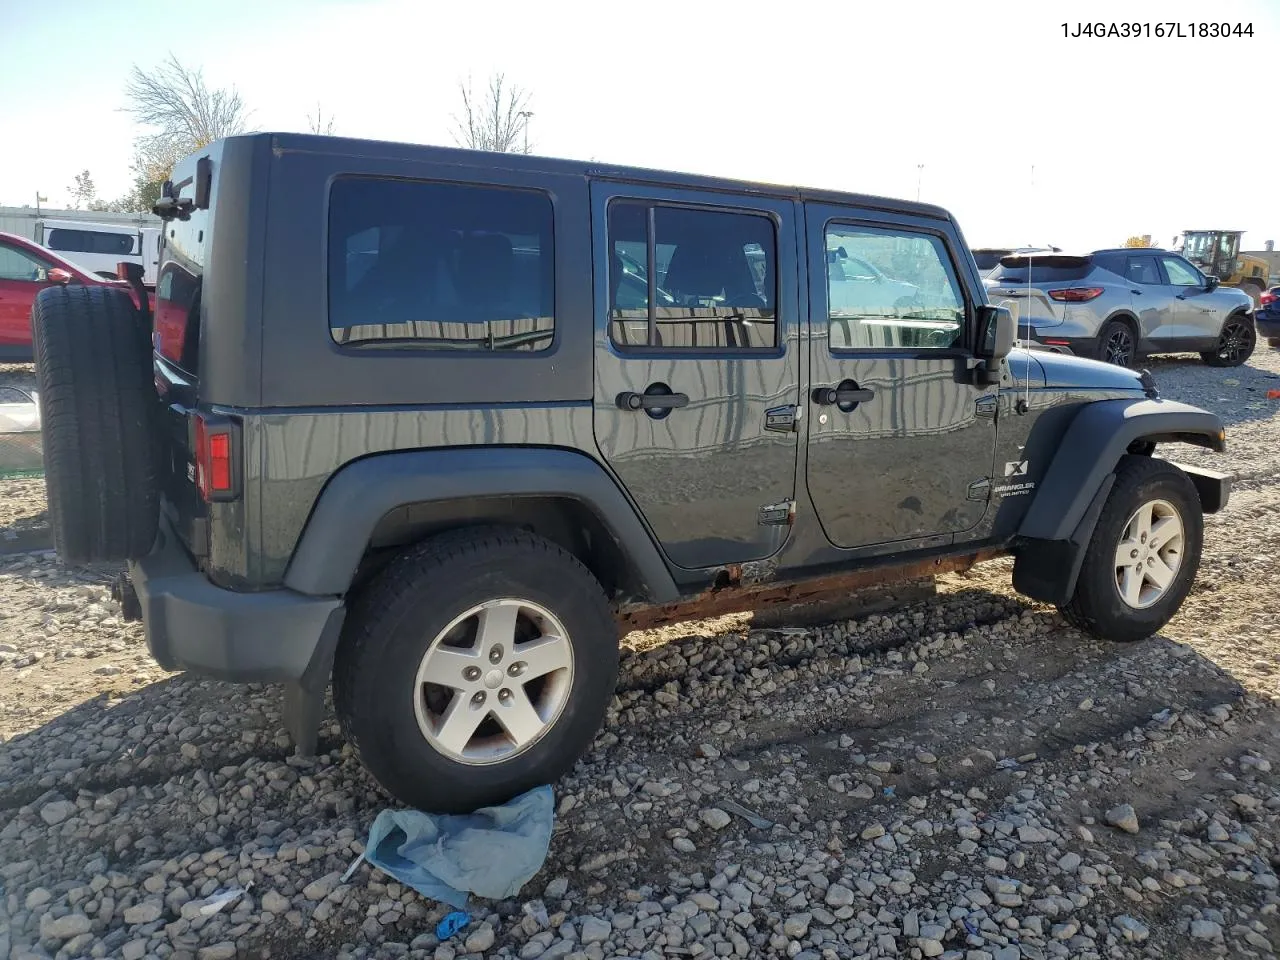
[1177,230,1269,306]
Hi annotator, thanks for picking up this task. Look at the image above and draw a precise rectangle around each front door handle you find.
[1176,294,1188,300]
[812,385,875,406]
[616,390,690,411]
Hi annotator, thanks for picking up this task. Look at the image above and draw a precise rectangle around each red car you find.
[0,230,152,362]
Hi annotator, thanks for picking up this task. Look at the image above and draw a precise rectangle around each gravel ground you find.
[2,349,1280,960]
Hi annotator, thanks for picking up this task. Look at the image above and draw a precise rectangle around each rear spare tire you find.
[32,285,159,564]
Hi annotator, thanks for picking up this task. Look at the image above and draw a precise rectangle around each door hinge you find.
[765,404,801,433]
[758,499,797,525]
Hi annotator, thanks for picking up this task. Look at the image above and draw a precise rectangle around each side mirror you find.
[973,304,1015,386]
[1204,274,1220,291]
[976,304,1015,360]
[46,268,74,285]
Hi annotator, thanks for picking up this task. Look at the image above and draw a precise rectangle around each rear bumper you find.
[127,517,343,683]
[1256,311,1280,340]
[1020,326,1094,357]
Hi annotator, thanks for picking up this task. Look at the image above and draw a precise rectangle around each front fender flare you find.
[1019,398,1225,542]
[282,446,679,602]
[1012,398,1226,605]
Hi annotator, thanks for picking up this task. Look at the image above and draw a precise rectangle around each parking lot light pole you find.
[519,111,534,155]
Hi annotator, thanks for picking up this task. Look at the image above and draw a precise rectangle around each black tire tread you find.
[1060,455,1201,642]
[1200,313,1256,367]
[31,285,158,564]
[334,525,616,810]
[1096,318,1137,368]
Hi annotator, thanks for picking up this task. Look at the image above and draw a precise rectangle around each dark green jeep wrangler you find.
[32,133,1230,812]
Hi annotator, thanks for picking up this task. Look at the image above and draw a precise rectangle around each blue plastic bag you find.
[361,785,555,909]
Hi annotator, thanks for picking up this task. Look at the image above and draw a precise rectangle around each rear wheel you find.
[1200,314,1255,367]
[31,285,159,564]
[1060,456,1203,643]
[1097,319,1137,367]
[334,527,619,812]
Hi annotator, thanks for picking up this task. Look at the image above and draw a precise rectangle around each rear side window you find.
[607,201,777,350]
[46,228,136,257]
[328,178,555,352]
[154,217,205,374]
[992,256,1092,285]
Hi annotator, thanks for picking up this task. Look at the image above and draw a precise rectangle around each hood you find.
[1031,349,1147,392]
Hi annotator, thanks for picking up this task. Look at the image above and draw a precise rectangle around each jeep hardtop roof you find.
[214,132,959,224]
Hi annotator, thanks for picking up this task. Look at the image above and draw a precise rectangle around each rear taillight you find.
[1047,287,1105,302]
[1262,291,1277,307]
[192,412,241,502]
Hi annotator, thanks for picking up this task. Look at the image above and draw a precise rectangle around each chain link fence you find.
[0,386,43,479]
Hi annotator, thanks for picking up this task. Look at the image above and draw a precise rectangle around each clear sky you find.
[1,0,1276,252]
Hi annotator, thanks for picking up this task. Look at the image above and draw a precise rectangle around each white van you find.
[35,219,160,285]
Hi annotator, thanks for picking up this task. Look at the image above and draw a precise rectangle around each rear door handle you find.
[616,391,689,411]
[812,385,875,406]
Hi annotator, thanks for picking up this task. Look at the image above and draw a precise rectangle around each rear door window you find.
[606,201,777,350]
[1123,255,1160,285]
[327,178,555,352]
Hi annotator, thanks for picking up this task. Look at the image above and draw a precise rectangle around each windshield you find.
[1181,232,1215,266]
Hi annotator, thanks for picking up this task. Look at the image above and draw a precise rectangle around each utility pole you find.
[915,164,923,201]
[36,192,47,215]
[518,110,534,154]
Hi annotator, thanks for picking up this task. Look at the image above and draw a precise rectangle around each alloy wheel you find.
[1215,320,1253,364]
[1104,328,1133,366]
[413,598,575,764]
[1113,499,1185,610]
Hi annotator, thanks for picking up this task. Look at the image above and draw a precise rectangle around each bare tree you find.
[307,103,337,135]
[115,54,251,212]
[67,170,96,210]
[452,73,533,154]
[123,52,250,197]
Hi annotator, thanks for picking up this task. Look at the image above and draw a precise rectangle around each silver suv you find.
[985,249,1256,367]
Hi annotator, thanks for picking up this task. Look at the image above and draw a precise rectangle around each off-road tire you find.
[334,526,619,812]
[1200,314,1256,367]
[1060,455,1203,643]
[1096,318,1137,368]
[31,285,158,565]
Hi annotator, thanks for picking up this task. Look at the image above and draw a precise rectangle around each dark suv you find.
[32,134,1231,812]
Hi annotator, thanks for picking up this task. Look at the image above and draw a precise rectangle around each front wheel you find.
[1201,315,1256,367]
[334,527,619,812]
[1059,456,1203,643]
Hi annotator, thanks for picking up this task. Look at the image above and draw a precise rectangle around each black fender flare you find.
[1012,398,1226,604]
[281,446,680,603]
